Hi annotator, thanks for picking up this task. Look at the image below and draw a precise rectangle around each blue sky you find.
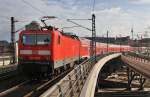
[0,0,150,41]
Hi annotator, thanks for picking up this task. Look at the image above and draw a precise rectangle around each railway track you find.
[0,74,28,93]
[0,70,18,80]
[0,68,72,97]
[0,64,18,80]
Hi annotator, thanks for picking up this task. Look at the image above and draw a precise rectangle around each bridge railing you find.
[123,52,150,64]
[0,54,17,76]
[40,54,110,97]
[0,56,14,66]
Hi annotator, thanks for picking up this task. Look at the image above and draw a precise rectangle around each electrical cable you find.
[0,15,10,20]
[21,0,47,15]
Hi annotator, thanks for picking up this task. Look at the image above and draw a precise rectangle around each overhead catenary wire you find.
[60,0,93,26]
[21,0,47,15]
[67,19,92,31]
[15,26,25,33]
[0,15,10,20]
[48,0,82,21]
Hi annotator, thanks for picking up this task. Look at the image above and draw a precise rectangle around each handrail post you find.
[79,65,84,85]
[85,63,89,76]
[57,85,64,97]
[3,58,5,66]
[75,68,80,92]
[82,63,86,79]
[68,75,74,97]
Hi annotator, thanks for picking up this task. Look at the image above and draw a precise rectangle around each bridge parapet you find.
[40,53,121,97]
[40,54,102,97]
[80,53,121,97]
[0,56,17,77]
[124,52,150,63]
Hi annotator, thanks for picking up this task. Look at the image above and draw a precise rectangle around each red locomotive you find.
[18,21,90,77]
[18,21,132,78]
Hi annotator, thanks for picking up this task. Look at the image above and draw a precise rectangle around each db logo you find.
[32,50,38,54]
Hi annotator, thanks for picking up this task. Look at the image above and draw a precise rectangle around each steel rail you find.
[0,80,29,96]
[0,64,17,80]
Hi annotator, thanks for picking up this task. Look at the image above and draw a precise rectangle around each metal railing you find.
[0,54,17,76]
[123,52,150,64]
[0,56,14,66]
[40,54,109,97]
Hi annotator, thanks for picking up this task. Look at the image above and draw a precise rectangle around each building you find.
[0,40,11,53]
[84,36,130,45]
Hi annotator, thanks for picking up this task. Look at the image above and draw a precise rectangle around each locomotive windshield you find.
[22,34,50,45]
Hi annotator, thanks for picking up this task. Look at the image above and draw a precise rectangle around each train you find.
[18,21,132,78]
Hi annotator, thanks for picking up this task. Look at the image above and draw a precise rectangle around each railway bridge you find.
[39,52,150,97]
[0,52,150,97]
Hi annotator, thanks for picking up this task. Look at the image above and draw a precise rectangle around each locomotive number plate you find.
[32,50,38,54]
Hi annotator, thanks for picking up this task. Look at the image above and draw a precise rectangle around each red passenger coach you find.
[80,38,90,58]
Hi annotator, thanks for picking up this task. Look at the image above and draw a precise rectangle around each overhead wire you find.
[60,0,95,34]
[16,0,50,29]
[0,15,10,20]
[47,0,81,21]
[55,0,80,21]
[21,0,47,15]
[20,0,95,32]
[64,0,91,21]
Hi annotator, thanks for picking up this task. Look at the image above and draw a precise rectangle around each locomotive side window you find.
[58,35,60,44]
[22,34,50,45]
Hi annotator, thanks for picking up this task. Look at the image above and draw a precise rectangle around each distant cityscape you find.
[0,40,12,53]
[85,36,150,47]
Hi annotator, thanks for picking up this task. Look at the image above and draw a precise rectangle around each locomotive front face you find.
[19,33,51,62]
[18,30,53,77]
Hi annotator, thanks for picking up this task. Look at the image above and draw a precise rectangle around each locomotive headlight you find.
[38,50,50,55]
[20,50,32,55]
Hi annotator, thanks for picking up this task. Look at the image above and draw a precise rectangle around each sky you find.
[0,0,150,41]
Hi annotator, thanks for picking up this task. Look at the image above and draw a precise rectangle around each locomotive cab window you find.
[58,35,60,44]
[37,35,50,45]
[22,34,50,45]
[22,34,36,45]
